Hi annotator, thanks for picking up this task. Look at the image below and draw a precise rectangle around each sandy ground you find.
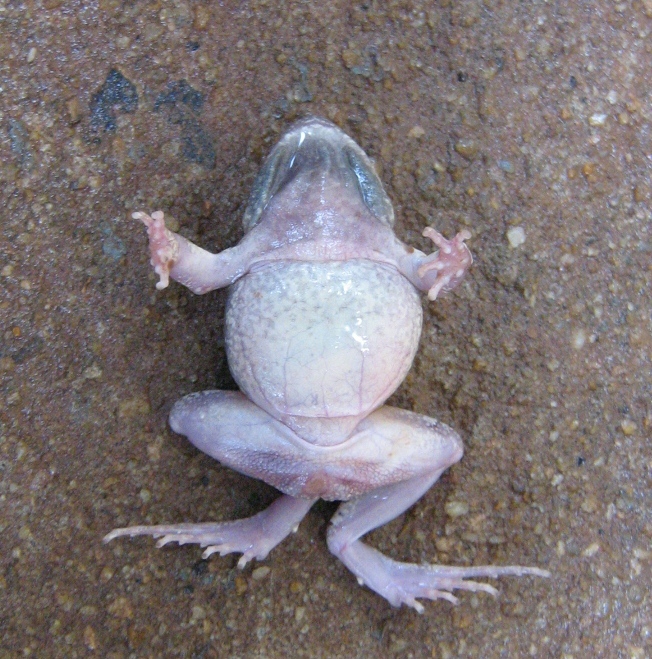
[1,1,651,657]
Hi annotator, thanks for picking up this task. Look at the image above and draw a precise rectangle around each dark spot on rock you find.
[7,119,33,170]
[347,47,384,83]
[155,80,205,114]
[200,475,209,486]
[154,80,216,169]
[179,118,217,169]
[457,71,467,82]
[100,222,127,260]
[2,335,45,364]
[272,96,290,119]
[576,456,585,466]
[569,75,577,88]
[192,560,208,576]
[90,69,138,132]
[510,476,527,494]
[186,40,200,52]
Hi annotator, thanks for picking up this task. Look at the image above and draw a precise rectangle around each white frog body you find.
[226,259,422,447]
[105,118,548,611]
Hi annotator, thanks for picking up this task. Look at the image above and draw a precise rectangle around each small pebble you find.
[572,329,586,350]
[445,500,469,518]
[507,226,526,248]
[190,605,206,624]
[454,139,478,160]
[0,357,15,371]
[83,625,98,651]
[100,566,114,582]
[408,125,425,139]
[582,542,600,558]
[66,97,81,124]
[588,113,607,126]
[118,397,151,418]
[108,596,134,619]
[194,5,210,29]
[633,548,651,560]
[289,580,304,593]
[234,575,248,595]
[621,420,637,436]
[252,566,271,580]
[581,497,598,513]
[83,364,103,379]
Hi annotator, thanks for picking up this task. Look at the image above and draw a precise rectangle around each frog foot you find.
[104,520,278,567]
[327,473,550,612]
[417,228,473,300]
[330,540,550,613]
[133,210,179,290]
[104,495,314,569]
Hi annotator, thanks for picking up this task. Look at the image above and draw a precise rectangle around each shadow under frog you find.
[105,118,549,612]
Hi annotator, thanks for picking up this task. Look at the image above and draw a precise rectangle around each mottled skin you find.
[105,118,549,611]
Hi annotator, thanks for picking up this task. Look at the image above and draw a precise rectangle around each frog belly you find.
[225,260,422,420]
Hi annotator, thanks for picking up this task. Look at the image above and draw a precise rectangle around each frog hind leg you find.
[104,494,314,568]
[104,390,320,566]
[327,471,551,613]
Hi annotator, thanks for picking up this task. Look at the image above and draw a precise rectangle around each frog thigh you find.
[170,391,463,501]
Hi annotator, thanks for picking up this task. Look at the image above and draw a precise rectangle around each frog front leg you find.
[396,227,473,300]
[134,210,261,293]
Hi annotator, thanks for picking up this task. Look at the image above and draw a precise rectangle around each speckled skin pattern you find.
[105,118,549,611]
[226,260,422,432]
